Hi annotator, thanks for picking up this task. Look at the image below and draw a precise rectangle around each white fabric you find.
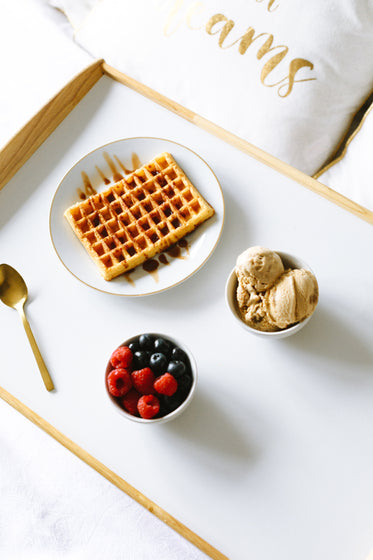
[0,0,93,151]
[48,0,98,29]
[50,0,373,176]
[318,105,373,212]
[0,1,209,557]
[0,400,208,560]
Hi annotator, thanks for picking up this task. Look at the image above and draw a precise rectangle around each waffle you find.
[64,152,215,280]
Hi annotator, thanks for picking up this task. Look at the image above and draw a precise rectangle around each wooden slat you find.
[0,385,229,560]
[2,57,373,560]
[0,59,104,191]
[103,62,373,225]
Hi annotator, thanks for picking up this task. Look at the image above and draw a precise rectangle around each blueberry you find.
[171,347,188,363]
[178,373,192,393]
[139,334,155,350]
[133,350,150,369]
[154,337,172,357]
[167,360,186,378]
[163,393,184,414]
[149,352,167,374]
[129,341,140,354]
[157,395,171,416]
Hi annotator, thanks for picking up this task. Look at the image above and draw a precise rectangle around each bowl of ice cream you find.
[225,247,319,338]
[105,333,197,423]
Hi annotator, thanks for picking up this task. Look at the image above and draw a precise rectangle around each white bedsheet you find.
[0,1,208,558]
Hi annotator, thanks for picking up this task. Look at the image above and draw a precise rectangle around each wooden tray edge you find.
[1,58,371,225]
[0,59,104,191]
[0,385,229,560]
[1,57,372,559]
[103,62,373,226]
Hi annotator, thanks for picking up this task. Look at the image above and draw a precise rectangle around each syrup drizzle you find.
[142,259,159,282]
[78,171,97,200]
[74,151,192,285]
[115,153,142,175]
[114,155,132,175]
[96,165,111,185]
[140,238,190,283]
[76,152,142,199]
[131,152,141,170]
[178,238,190,255]
[103,152,123,182]
[158,254,169,265]
[166,244,186,260]
[123,271,135,287]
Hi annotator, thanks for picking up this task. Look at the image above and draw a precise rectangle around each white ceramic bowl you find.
[225,251,316,339]
[105,333,197,423]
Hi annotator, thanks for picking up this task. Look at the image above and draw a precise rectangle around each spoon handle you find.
[18,305,54,392]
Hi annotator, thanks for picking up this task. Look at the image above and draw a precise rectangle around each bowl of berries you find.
[105,333,197,423]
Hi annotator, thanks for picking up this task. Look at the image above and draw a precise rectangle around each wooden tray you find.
[1,60,373,560]
[1,59,372,224]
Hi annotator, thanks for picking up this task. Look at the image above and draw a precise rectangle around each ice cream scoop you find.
[230,247,319,336]
[235,246,284,292]
[236,282,279,332]
[264,268,319,329]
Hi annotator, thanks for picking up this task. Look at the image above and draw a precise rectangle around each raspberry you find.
[107,368,132,397]
[137,394,160,419]
[110,346,133,369]
[131,367,155,394]
[121,388,141,416]
[154,373,178,396]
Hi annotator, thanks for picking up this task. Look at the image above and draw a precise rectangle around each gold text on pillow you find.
[160,3,315,97]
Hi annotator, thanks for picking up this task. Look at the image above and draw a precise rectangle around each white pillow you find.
[317,102,373,211]
[48,0,98,29]
[0,0,93,150]
[56,0,373,175]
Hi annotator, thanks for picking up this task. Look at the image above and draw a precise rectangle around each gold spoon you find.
[0,264,54,391]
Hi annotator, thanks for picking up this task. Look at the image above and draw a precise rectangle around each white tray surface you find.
[1,75,373,560]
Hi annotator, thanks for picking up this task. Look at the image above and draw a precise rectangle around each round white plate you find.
[50,137,225,296]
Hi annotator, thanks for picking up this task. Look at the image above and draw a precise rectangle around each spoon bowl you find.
[0,264,28,309]
[0,264,54,391]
